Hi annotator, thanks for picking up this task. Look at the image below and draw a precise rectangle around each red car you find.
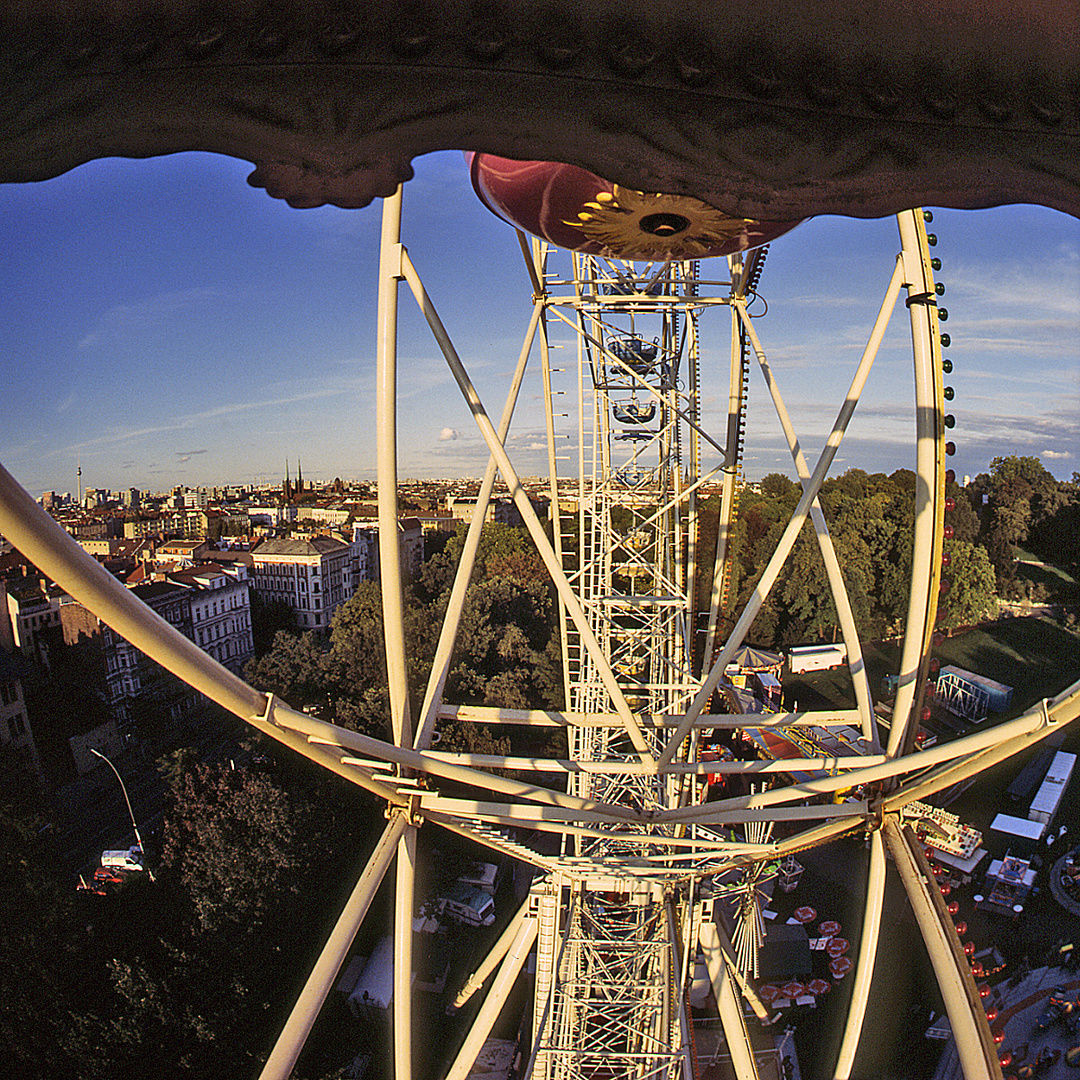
[92,866,128,885]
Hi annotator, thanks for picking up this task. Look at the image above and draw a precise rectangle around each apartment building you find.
[351,518,424,583]
[0,650,43,784]
[251,536,353,630]
[4,581,61,667]
[167,563,254,676]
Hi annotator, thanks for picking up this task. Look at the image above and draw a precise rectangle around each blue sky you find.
[1,149,1077,497]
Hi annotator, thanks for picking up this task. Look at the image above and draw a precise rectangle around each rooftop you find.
[254,537,349,556]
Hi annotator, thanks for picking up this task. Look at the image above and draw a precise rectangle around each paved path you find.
[990,966,1080,1080]
[1049,852,1080,918]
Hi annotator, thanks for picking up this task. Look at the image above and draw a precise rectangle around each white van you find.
[101,846,145,872]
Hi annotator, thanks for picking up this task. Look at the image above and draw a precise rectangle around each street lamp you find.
[89,746,154,881]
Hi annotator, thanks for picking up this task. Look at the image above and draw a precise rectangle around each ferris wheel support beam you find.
[715,958,762,1080]
[377,188,418,1080]
[419,751,886,773]
[376,187,414,751]
[394,824,416,1080]
[397,250,657,765]
[734,257,906,744]
[699,911,770,1020]
[452,896,534,1010]
[437,703,865,728]
[702,301,747,672]
[277,704,642,818]
[665,899,697,1080]
[888,211,948,761]
[444,913,538,1080]
[883,819,1001,1080]
[530,241,574,712]
[258,811,408,1080]
[833,827,887,1080]
[414,303,541,752]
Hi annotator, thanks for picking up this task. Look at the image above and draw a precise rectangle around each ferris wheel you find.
[0,153,1078,1080]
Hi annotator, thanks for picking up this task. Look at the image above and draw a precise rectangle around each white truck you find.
[788,643,847,674]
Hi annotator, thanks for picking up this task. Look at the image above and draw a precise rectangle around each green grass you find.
[1013,559,1079,594]
[781,616,1080,717]
[1011,547,1079,599]
[935,616,1080,714]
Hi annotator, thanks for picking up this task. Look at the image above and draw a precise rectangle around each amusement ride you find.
[0,5,1078,1079]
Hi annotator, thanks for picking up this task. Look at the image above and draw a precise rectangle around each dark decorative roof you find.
[0,2,1075,220]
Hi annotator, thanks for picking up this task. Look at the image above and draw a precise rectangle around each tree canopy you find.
[706,464,1016,648]
[246,523,564,742]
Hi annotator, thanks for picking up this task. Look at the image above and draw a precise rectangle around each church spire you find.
[296,458,303,495]
[283,459,291,502]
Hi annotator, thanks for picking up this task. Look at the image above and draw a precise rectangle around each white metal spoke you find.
[376,187,413,751]
[414,303,541,751]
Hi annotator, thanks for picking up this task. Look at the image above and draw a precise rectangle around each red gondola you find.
[467,154,803,260]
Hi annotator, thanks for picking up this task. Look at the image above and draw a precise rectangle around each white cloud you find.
[78,287,223,349]
[61,381,365,457]
[1043,449,1070,459]
[438,428,461,441]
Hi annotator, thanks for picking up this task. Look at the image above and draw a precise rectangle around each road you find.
[47,710,249,881]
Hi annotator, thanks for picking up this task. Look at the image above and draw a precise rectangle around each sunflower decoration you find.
[567,186,762,260]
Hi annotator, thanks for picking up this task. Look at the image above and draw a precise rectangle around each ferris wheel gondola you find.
[467,153,804,260]
[612,401,657,425]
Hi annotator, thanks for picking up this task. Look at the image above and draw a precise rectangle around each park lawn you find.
[936,616,1080,715]
[1012,546,1079,596]
[1013,559,1079,600]
[781,616,1080,717]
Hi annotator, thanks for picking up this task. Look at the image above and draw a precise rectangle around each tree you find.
[759,472,799,503]
[417,520,545,602]
[947,480,980,543]
[448,575,562,709]
[989,454,1055,489]
[939,541,998,629]
[730,467,996,646]
[244,629,332,715]
[0,798,92,1079]
[156,746,200,790]
[161,762,317,938]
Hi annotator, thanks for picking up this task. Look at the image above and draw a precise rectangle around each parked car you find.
[92,866,127,885]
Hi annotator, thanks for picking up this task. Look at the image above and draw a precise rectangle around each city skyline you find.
[2,149,1077,497]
